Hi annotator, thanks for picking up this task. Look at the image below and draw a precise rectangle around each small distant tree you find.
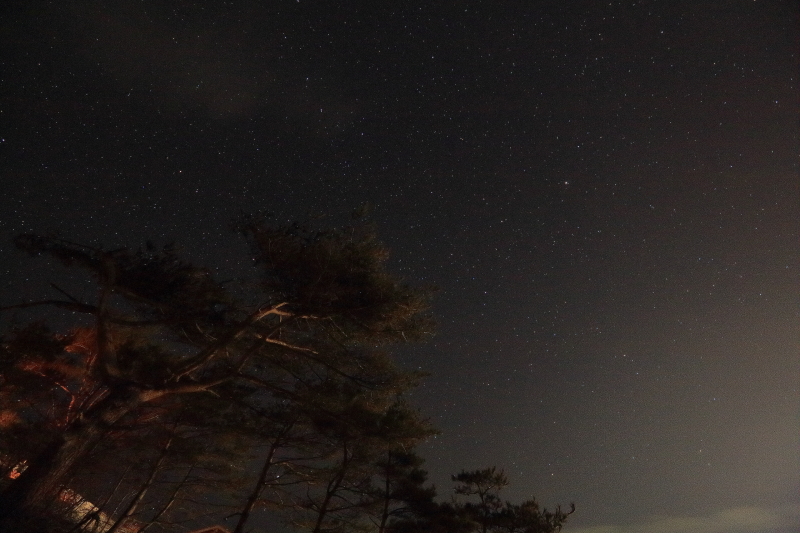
[492,499,574,533]
[390,467,572,533]
[452,468,509,533]
[372,450,434,533]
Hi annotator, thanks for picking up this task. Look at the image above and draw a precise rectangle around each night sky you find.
[1,2,798,532]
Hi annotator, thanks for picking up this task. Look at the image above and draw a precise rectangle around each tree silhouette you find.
[0,223,572,533]
[452,467,509,533]
[0,221,432,531]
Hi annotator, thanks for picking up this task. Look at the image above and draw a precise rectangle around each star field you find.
[1,2,798,532]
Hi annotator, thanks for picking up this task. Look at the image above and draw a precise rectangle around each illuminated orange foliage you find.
[17,359,47,374]
[0,410,18,429]
[63,327,98,358]
[8,461,27,479]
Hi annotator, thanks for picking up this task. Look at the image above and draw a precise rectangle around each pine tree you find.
[452,468,509,533]
[372,450,437,533]
[0,221,432,531]
[451,468,573,533]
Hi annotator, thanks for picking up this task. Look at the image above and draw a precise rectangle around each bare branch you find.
[170,302,288,380]
[260,337,319,355]
[258,335,374,387]
[0,299,168,328]
[0,300,98,315]
[49,283,82,304]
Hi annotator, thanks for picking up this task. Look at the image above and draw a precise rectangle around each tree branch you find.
[0,300,98,314]
[259,335,374,388]
[170,303,288,380]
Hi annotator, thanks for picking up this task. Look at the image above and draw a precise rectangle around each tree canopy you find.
[0,222,571,533]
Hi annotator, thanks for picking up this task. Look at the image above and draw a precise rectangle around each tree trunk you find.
[0,386,156,531]
[311,442,350,533]
[106,430,175,533]
[138,464,196,533]
[378,459,392,533]
[232,441,279,533]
